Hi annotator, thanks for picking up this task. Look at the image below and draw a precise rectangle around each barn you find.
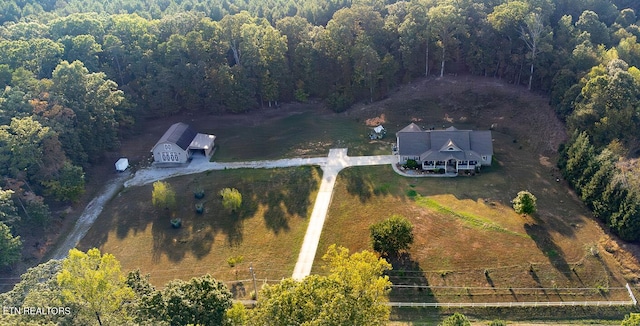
[151,122,216,164]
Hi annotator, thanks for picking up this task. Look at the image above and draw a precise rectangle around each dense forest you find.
[1,0,640,267]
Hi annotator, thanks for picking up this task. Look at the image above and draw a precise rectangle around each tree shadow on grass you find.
[343,168,393,203]
[260,167,319,233]
[524,223,572,279]
[387,252,436,304]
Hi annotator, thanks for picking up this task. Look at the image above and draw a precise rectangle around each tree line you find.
[0,246,392,325]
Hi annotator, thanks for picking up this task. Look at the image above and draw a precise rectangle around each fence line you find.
[387,300,635,308]
[235,300,635,308]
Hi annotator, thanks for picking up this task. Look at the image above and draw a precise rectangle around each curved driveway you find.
[54,149,396,280]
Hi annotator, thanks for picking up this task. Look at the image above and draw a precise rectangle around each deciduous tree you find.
[220,187,242,212]
[152,181,176,212]
[140,274,232,326]
[250,245,391,325]
[0,221,21,267]
[512,190,537,215]
[57,248,134,326]
[370,214,414,256]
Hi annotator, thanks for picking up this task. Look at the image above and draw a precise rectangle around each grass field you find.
[78,167,321,292]
[315,138,631,301]
[210,110,392,161]
[77,76,640,322]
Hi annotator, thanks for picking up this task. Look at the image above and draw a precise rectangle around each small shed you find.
[115,158,129,172]
[370,125,386,139]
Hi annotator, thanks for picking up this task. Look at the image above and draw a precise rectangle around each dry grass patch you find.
[78,167,321,293]
[316,119,630,305]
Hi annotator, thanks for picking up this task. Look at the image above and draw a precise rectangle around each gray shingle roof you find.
[396,123,493,160]
[155,122,198,151]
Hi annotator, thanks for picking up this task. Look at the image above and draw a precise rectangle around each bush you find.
[512,190,537,214]
[170,218,182,228]
[219,188,242,212]
[194,189,205,199]
[404,159,419,169]
[440,312,471,326]
[327,91,353,112]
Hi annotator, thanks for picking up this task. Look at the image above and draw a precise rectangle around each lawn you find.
[312,78,635,313]
[209,110,392,161]
[315,133,632,305]
[78,166,321,294]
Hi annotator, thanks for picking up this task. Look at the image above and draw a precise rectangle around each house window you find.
[482,155,488,161]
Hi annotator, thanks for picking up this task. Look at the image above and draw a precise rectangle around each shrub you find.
[440,312,471,326]
[404,159,419,169]
[219,188,242,212]
[194,189,205,199]
[152,181,176,211]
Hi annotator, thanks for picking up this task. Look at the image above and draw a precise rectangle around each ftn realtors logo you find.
[2,306,71,315]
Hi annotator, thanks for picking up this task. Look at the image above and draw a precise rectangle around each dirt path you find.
[50,172,131,260]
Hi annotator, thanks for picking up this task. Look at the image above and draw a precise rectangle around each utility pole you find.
[250,263,258,300]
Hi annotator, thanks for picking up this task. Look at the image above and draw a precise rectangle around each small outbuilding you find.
[115,158,129,172]
[151,123,216,164]
[370,125,386,139]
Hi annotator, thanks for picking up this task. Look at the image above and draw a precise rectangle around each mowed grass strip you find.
[78,167,321,290]
[414,195,529,238]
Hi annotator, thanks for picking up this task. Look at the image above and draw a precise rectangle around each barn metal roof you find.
[154,122,198,151]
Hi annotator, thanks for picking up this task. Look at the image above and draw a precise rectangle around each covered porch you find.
[422,159,478,173]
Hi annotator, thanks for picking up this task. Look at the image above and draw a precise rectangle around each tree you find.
[0,189,19,226]
[152,181,176,212]
[0,259,70,325]
[512,190,537,215]
[42,161,85,202]
[622,313,640,326]
[57,248,135,326]
[220,187,242,212]
[140,274,233,326]
[0,222,21,267]
[225,302,248,326]
[428,4,466,77]
[440,312,471,326]
[520,12,552,90]
[250,245,391,325]
[370,214,414,256]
